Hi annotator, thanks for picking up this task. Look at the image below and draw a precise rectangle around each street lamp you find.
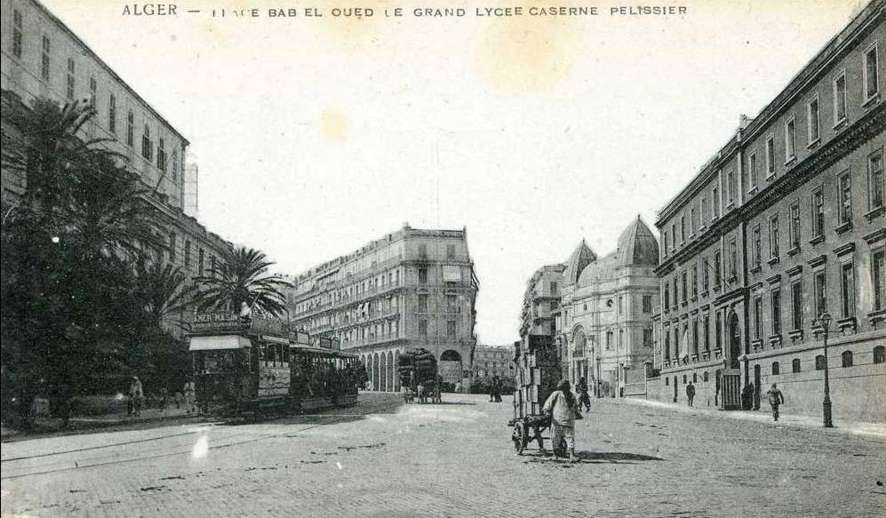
[817,312,833,428]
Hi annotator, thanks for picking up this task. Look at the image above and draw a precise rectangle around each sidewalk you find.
[622,396,886,438]
[1,406,207,441]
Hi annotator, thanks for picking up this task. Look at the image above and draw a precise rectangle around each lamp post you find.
[817,312,833,428]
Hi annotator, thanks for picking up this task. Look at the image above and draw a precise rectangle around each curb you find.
[620,396,886,438]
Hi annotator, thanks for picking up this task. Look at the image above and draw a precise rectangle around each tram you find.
[187,312,361,417]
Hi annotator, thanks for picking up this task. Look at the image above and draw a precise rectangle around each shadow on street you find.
[520,449,664,465]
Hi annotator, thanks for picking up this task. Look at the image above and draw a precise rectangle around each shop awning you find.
[189,335,252,351]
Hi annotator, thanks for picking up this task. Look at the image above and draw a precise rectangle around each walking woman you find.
[542,379,580,462]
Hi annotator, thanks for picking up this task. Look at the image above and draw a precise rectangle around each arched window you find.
[703,371,709,382]
[692,373,697,382]
[874,346,885,364]
[815,355,826,370]
[665,377,669,386]
[792,358,801,373]
[841,351,853,368]
[682,374,687,384]
[573,328,586,357]
[771,362,780,375]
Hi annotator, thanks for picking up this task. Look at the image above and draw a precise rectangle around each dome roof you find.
[577,253,617,288]
[614,216,659,267]
[563,240,596,285]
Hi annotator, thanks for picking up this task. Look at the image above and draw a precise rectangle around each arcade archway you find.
[439,350,463,385]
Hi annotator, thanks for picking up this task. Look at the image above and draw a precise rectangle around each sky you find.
[42,0,864,345]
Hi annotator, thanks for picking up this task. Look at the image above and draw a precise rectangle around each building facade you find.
[519,264,565,339]
[284,225,479,392]
[1,0,186,209]
[555,218,659,398]
[651,1,886,422]
[473,345,515,380]
[0,0,231,335]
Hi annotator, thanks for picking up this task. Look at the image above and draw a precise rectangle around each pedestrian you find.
[417,382,425,404]
[765,383,785,421]
[158,386,169,414]
[454,381,462,394]
[686,381,696,407]
[542,379,581,462]
[493,376,502,403]
[128,376,144,417]
[184,378,196,414]
[489,376,497,402]
[577,376,591,412]
[741,382,754,410]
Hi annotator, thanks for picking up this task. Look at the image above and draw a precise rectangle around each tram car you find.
[188,312,361,417]
[509,334,563,454]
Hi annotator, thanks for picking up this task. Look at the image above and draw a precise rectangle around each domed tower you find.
[615,215,659,268]
[563,239,597,286]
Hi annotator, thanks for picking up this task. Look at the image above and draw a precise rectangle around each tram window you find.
[205,353,220,372]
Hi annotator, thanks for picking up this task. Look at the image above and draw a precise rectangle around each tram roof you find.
[189,335,252,351]
[289,344,354,357]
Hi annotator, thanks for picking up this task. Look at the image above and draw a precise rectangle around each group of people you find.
[488,375,504,402]
[127,376,198,417]
[404,374,444,404]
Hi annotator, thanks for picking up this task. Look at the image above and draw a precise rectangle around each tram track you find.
[0,427,217,463]
[0,398,394,480]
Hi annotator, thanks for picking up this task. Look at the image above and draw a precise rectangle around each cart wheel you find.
[512,423,527,455]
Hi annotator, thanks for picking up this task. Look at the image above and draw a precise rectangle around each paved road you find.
[2,393,884,517]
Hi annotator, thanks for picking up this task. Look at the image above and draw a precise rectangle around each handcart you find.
[508,335,566,456]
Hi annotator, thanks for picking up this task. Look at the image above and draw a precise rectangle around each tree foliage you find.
[0,97,181,429]
[194,246,291,317]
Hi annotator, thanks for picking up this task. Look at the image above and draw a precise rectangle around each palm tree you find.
[62,152,164,262]
[194,246,291,317]
[135,259,196,329]
[2,98,106,220]
[1,97,164,428]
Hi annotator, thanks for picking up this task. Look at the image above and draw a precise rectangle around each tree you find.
[194,246,291,317]
[62,152,164,262]
[1,96,165,429]
[135,259,196,329]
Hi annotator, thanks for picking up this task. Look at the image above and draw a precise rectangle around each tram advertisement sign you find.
[192,313,242,331]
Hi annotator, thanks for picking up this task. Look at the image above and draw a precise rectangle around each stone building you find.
[554,217,659,398]
[473,345,514,380]
[651,1,886,422]
[284,225,479,392]
[0,0,231,335]
[519,264,565,339]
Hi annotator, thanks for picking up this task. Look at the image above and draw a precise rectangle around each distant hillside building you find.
[284,225,479,392]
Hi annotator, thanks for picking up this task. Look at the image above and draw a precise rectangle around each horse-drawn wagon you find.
[398,348,440,403]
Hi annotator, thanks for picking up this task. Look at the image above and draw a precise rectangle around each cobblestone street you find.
[2,393,884,517]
